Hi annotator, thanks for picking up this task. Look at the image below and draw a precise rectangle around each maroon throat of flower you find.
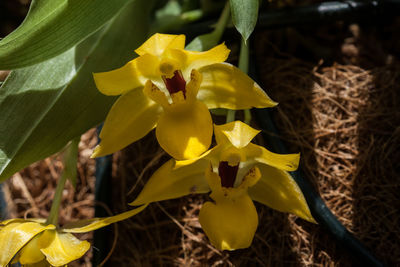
[162,70,187,98]
[218,161,239,188]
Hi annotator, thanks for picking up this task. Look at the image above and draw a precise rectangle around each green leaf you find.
[0,0,133,69]
[229,0,259,41]
[61,137,80,187]
[0,0,154,182]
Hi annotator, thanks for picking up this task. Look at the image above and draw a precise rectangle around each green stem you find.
[46,172,68,225]
[226,109,236,123]
[213,1,231,42]
[238,37,252,123]
[244,109,252,124]
[238,38,249,73]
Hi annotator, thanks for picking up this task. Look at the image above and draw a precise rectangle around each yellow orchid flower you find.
[0,205,146,267]
[130,121,316,250]
[92,33,277,160]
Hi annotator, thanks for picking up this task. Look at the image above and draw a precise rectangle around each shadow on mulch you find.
[253,20,400,266]
[352,23,400,266]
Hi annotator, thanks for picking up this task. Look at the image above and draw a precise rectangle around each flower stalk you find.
[46,164,68,226]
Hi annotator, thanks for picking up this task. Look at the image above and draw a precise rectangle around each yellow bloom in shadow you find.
[92,33,277,160]
[0,205,146,267]
[130,121,316,250]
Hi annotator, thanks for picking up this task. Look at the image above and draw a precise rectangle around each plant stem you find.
[226,109,236,123]
[46,171,68,225]
[213,1,231,42]
[238,38,249,73]
[238,37,252,123]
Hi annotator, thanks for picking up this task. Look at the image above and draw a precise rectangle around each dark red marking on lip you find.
[163,70,186,98]
[218,161,239,188]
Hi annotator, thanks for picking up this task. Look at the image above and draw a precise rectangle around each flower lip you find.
[218,161,239,188]
[162,70,186,98]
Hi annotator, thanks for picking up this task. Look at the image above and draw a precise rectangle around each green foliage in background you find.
[0,0,133,69]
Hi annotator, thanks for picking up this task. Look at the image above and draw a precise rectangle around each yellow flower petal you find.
[199,166,260,250]
[135,53,162,80]
[130,159,210,206]
[142,80,170,108]
[199,197,258,251]
[197,63,278,109]
[214,121,260,148]
[93,59,144,96]
[135,33,185,56]
[61,205,147,233]
[0,218,46,226]
[248,164,316,223]
[40,230,90,266]
[244,143,300,171]
[173,144,222,170]
[0,222,54,266]
[173,43,230,80]
[18,235,45,265]
[91,88,163,158]
[156,100,213,160]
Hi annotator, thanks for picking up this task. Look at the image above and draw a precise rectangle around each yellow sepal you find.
[214,121,260,148]
[130,159,210,206]
[175,43,230,80]
[244,143,300,171]
[198,63,278,109]
[91,88,163,158]
[135,33,185,56]
[62,205,147,233]
[248,164,316,223]
[93,59,144,96]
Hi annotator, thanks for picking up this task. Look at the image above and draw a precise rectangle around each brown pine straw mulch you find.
[2,22,400,266]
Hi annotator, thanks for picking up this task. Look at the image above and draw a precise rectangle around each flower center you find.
[162,70,186,98]
[218,161,239,188]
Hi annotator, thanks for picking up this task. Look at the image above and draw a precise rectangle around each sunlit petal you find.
[62,205,147,233]
[214,121,260,148]
[130,159,210,206]
[40,230,90,266]
[0,222,54,266]
[93,59,144,96]
[244,143,300,171]
[174,43,230,80]
[135,33,185,56]
[92,88,163,158]
[156,100,213,160]
[248,164,316,223]
[197,63,277,109]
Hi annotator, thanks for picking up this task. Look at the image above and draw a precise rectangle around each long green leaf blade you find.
[0,0,153,181]
[0,0,133,69]
[229,0,259,41]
